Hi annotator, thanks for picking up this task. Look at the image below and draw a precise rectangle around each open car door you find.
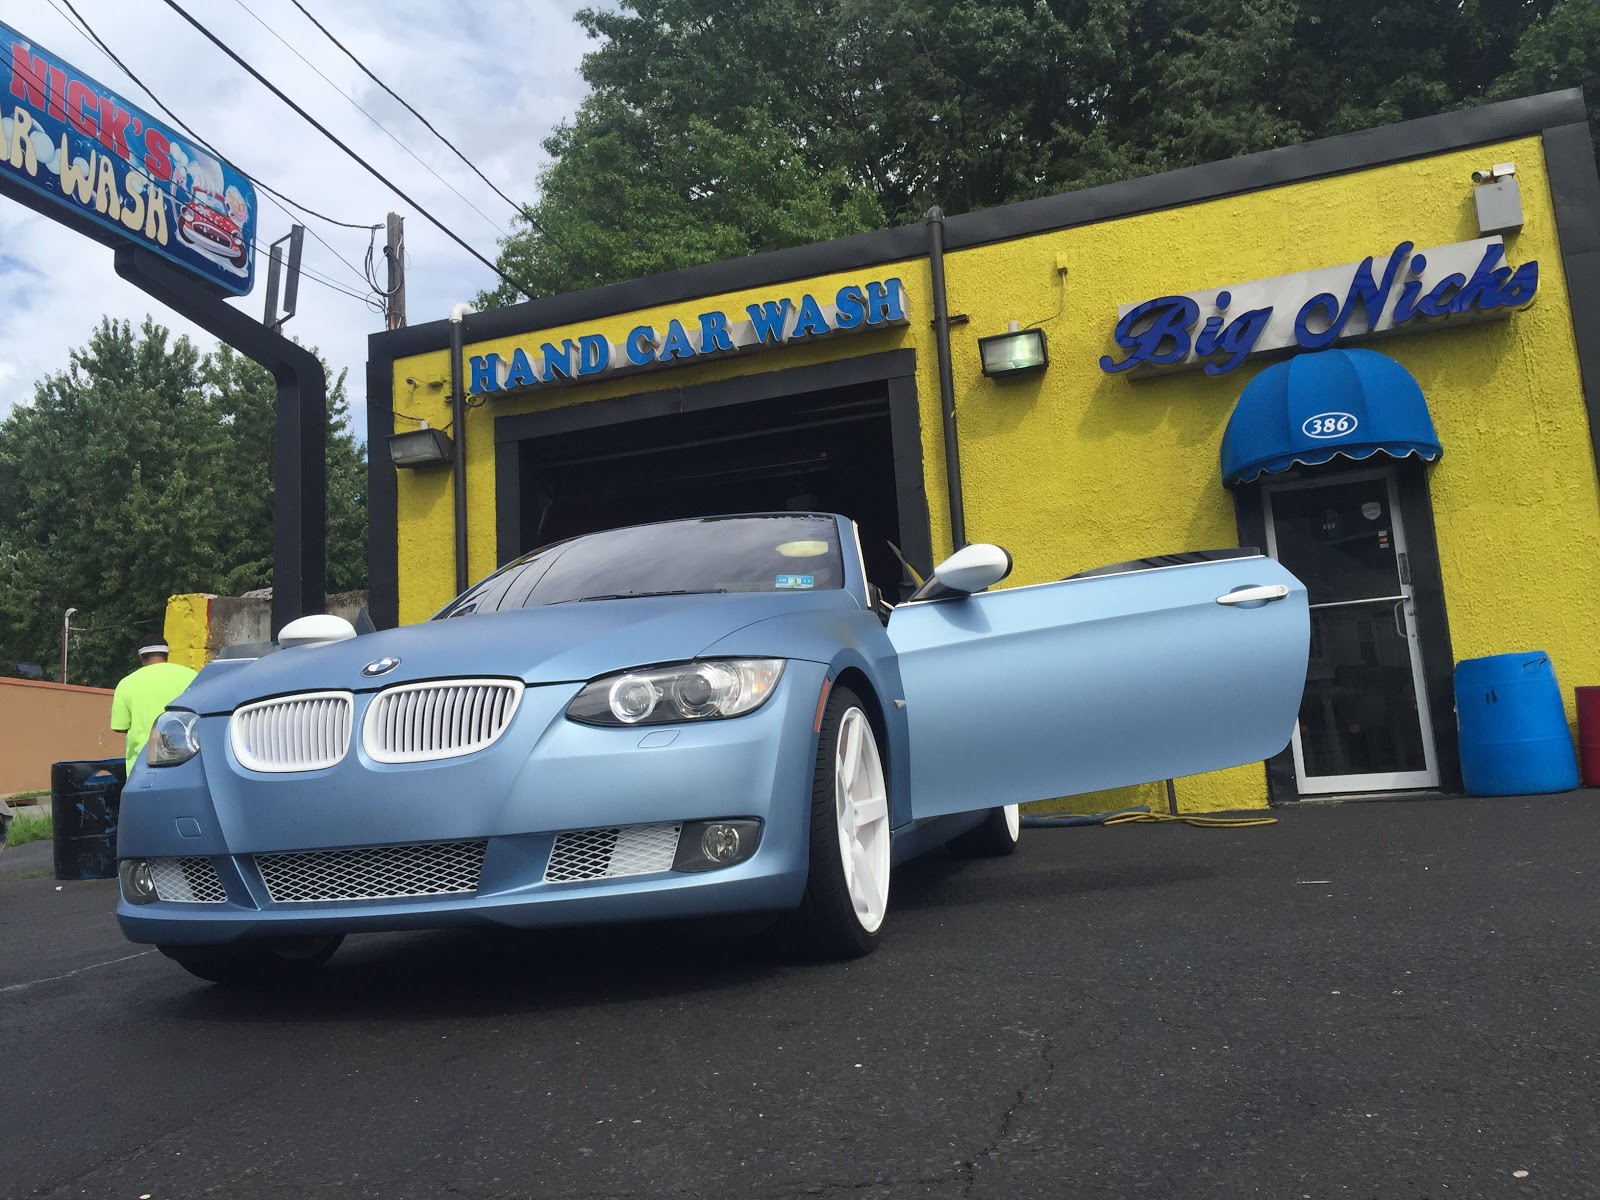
[887,551,1309,820]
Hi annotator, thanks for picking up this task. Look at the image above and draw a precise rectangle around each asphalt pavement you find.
[3,792,1598,1199]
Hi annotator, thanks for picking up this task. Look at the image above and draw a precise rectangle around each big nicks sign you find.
[1101,237,1538,378]
[0,20,257,295]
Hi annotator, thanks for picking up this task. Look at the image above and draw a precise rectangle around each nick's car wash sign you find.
[470,278,909,396]
[1101,237,1538,377]
[0,20,256,295]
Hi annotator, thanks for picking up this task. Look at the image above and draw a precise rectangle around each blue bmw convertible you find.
[116,513,1309,983]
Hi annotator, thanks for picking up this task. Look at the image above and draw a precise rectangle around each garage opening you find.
[505,375,927,601]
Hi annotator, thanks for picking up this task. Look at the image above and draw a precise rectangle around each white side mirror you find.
[278,613,357,648]
[931,543,1013,594]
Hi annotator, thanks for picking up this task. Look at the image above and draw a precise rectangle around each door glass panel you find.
[1299,600,1428,776]
[1267,478,1399,603]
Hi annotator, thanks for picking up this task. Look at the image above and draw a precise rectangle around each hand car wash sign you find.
[1101,237,1538,377]
[0,20,256,295]
[469,278,909,395]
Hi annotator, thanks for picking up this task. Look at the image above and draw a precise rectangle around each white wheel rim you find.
[834,707,891,933]
[1003,803,1021,841]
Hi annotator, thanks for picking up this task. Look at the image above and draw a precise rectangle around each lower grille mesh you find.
[256,840,487,903]
[149,857,227,903]
[545,823,682,883]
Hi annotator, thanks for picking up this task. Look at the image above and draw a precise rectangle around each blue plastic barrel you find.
[1454,652,1580,796]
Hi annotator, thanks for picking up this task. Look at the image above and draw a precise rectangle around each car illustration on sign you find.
[115,514,1310,984]
[177,188,248,268]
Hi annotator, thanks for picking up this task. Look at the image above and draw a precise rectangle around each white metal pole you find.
[61,607,78,684]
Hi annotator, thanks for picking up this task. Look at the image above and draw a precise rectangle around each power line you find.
[225,0,509,238]
[51,0,373,236]
[259,189,378,292]
[157,0,536,299]
[48,0,380,298]
[253,182,381,230]
[286,0,522,214]
[251,235,373,304]
[284,0,592,283]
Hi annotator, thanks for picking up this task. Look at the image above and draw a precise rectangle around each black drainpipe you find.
[926,207,967,550]
[448,306,471,594]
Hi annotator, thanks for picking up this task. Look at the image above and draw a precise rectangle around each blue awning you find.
[1219,348,1441,486]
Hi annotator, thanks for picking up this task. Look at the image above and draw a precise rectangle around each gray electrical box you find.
[1475,177,1524,235]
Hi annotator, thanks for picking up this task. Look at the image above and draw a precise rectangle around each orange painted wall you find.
[0,677,125,794]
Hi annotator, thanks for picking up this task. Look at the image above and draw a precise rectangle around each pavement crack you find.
[26,1081,273,1200]
[957,1027,1058,1198]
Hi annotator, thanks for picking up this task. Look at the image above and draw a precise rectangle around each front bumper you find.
[116,663,828,947]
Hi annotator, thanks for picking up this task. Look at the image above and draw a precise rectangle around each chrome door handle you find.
[1216,585,1290,606]
[1394,599,1409,638]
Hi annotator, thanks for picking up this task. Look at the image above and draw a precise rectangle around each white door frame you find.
[1262,466,1441,795]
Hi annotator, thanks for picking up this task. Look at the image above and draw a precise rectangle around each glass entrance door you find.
[1263,468,1440,794]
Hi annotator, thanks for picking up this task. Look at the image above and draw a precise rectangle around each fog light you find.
[673,819,763,872]
[119,859,158,904]
[702,823,741,864]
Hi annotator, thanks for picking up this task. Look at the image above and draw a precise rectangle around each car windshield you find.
[434,514,846,618]
[197,192,228,214]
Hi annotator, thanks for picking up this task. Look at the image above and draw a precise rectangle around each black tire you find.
[779,686,889,960]
[947,805,1021,858]
[159,935,343,986]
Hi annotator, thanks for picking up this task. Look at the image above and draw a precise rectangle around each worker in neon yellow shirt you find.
[110,642,198,776]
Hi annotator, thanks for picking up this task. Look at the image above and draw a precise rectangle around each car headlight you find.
[566,659,785,727]
[147,710,202,766]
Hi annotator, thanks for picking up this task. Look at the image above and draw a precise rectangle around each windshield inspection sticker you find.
[776,575,815,589]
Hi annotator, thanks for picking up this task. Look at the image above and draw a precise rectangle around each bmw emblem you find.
[362,657,401,677]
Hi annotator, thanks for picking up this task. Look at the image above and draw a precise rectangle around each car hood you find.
[179,590,858,714]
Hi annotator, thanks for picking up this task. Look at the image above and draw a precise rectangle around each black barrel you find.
[51,758,128,881]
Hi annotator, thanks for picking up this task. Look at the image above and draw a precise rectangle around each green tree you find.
[485,99,883,303]
[484,0,1575,303]
[0,318,366,689]
[1490,0,1600,155]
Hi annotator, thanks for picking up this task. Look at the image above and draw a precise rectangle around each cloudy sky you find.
[0,0,595,431]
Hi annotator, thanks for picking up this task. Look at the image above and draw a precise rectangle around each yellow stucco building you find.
[367,90,1600,811]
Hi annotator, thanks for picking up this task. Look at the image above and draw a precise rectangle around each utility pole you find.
[385,213,406,330]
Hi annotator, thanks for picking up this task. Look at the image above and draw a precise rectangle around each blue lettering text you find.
[1418,275,1466,319]
[541,341,575,381]
[1100,296,1200,373]
[698,311,733,353]
[834,284,866,329]
[792,293,831,338]
[746,298,792,345]
[659,318,696,361]
[577,334,609,376]
[1497,261,1539,308]
[468,354,501,393]
[504,347,538,388]
[864,278,905,324]
[1204,308,1272,375]
[626,326,657,366]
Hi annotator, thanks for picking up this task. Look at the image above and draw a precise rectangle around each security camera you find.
[1472,169,1494,184]
[1473,163,1517,185]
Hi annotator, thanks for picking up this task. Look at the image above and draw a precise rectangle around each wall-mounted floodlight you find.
[388,421,454,468]
[977,322,1049,378]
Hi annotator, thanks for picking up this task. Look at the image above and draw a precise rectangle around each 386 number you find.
[1302,411,1358,439]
